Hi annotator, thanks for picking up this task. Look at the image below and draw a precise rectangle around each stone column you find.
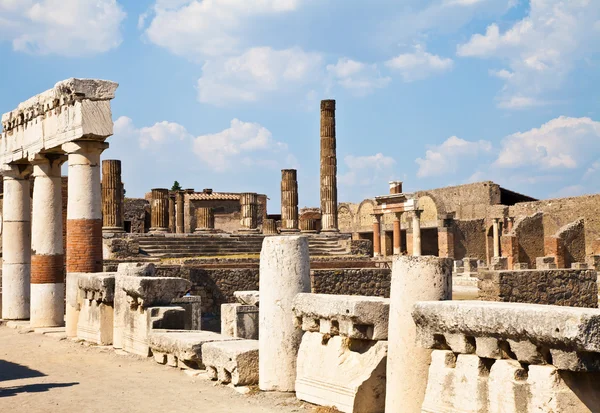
[30,155,67,328]
[412,211,422,256]
[239,192,258,232]
[150,188,169,232]
[320,99,338,233]
[263,219,278,235]
[281,169,299,232]
[63,141,108,274]
[300,219,317,233]
[1,165,32,320]
[492,218,500,258]
[168,194,175,233]
[259,236,311,391]
[373,215,382,257]
[393,213,402,255]
[175,191,185,233]
[386,256,452,413]
[194,207,215,232]
[101,159,124,233]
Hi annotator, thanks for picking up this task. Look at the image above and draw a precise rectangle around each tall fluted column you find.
[101,159,124,233]
[31,155,66,327]
[63,141,108,273]
[281,169,299,232]
[320,100,338,233]
[195,207,215,232]
[412,211,422,257]
[373,214,382,257]
[1,165,32,320]
[300,219,317,233]
[168,194,175,233]
[263,219,278,235]
[150,188,169,232]
[239,192,258,232]
[176,191,185,233]
[492,218,500,258]
[393,213,402,255]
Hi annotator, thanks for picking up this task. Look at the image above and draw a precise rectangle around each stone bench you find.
[203,339,259,386]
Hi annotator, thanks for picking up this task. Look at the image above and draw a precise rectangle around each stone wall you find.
[514,212,544,268]
[124,198,150,233]
[415,181,500,220]
[311,268,391,298]
[453,219,486,261]
[555,218,586,268]
[478,269,598,307]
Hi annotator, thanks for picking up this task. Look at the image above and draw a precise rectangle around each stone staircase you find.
[137,234,350,258]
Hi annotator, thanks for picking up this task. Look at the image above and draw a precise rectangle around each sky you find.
[0,0,599,213]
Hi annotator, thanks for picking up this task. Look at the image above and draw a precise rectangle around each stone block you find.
[203,339,259,385]
[295,331,387,413]
[117,262,156,278]
[513,262,529,270]
[76,273,116,345]
[171,296,202,330]
[489,256,508,270]
[292,293,389,340]
[122,306,186,357]
[475,337,502,359]
[571,262,589,269]
[221,303,259,340]
[233,290,259,307]
[65,272,82,338]
[587,255,600,271]
[536,256,557,269]
[463,258,478,273]
[121,277,190,308]
[149,330,238,369]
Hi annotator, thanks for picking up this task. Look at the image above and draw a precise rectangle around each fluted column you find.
[412,211,422,257]
[194,207,215,232]
[63,140,108,273]
[176,191,185,233]
[263,219,278,235]
[31,155,67,327]
[101,159,124,233]
[1,165,32,320]
[373,214,382,257]
[239,192,259,232]
[168,194,175,233]
[300,219,317,233]
[281,169,299,232]
[150,188,169,232]
[320,99,338,233]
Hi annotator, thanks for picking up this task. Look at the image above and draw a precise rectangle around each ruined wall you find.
[189,199,240,233]
[124,198,150,233]
[554,218,586,268]
[311,268,391,298]
[510,194,600,256]
[513,212,544,268]
[453,219,486,261]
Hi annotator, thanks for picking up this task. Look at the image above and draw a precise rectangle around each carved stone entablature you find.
[78,272,116,304]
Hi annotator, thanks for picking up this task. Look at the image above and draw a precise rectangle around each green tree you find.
[171,181,182,191]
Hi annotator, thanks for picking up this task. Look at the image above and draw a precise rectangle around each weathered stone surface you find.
[203,339,259,385]
[234,290,259,307]
[149,330,238,369]
[171,296,202,330]
[221,303,258,340]
[102,237,139,259]
[78,272,115,303]
[536,256,558,269]
[292,293,389,340]
[76,272,116,345]
[65,272,82,337]
[296,331,387,413]
[117,262,156,278]
[477,268,597,307]
[122,306,186,357]
[121,277,190,308]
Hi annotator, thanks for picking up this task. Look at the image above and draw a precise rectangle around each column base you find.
[280,229,301,234]
[319,229,340,236]
[194,229,218,234]
[238,229,260,234]
[149,228,169,234]
[301,230,318,234]
[103,227,126,234]
[30,283,65,328]
[393,248,401,255]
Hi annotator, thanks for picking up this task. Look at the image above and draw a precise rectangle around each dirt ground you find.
[0,324,318,413]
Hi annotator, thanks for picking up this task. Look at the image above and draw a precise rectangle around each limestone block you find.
[76,273,116,345]
[172,296,202,330]
[234,290,260,307]
[292,293,389,340]
[122,306,186,357]
[295,331,387,413]
[117,262,156,278]
[487,360,528,413]
[221,303,259,340]
[513,262,529,270]
[506,339,546,364]
[65,272,82,338]
[489,257,508,270]
[421,350,457,413]
[463,258,478,273]
[475,337,502,359]
[203,339,259,385]
[536,256,557,269]
[445,333,475,354]
[121,276,190,308]
[572,262,589,269]
[149,330,238,369]
[549,349,600,372]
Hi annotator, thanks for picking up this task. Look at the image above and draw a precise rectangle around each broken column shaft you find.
[150,188,169,232]
[101,159,124,232]
[195,207,215,232]
[281,169,299,232]
[176,191,185,233]
[239,192,259,232]
[320,100,338,233]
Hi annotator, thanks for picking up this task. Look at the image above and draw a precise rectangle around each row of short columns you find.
[149,188,187,233]
[2,140,107,327]
[258,235,451,412]
[372,211,422,257]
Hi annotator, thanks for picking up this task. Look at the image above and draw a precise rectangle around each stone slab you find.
[234,290,259,307]
[121,277,190,308]
[202,339,259,386]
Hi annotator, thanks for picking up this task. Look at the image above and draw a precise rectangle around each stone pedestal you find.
[194,207,215,232]
[150,188,169,232]
[221,303,259,339]
[320,100,338,233]
[262,219,278,235]
[63,141,108,273]
[281,169,299,232]
[31,155,66,328]
[1,165,32,320]
[239,192,259,233]
[175,191,184,233]
[101,159,124,233]
[77,272,115,345]
[259,236,311,391]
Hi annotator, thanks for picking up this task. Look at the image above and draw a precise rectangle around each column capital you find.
[372,213,382,223]
[1,163,32,179]
[62,140,109,155]
[414,209,422,219]
[31,153,67,176]
[394,212,403,221]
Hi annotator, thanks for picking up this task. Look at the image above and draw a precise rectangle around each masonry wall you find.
[124,198,150,233]
[514,213,545,268]
[453,219,486,261]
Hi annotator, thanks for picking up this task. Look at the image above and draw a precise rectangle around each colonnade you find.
[372,211,422,258]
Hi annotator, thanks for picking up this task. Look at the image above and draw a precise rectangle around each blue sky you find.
[1,0,599,213]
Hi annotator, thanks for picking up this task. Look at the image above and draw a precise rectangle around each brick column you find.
[373,214,382,257]
[393,213,402,255]
[194,207,215,232]
[101,159,124,233]
[63,141,108,273]
[281,169,299,232]
[31,155,67,327]
[320,99,338,233]
[389,181,403,194]
[150,188,169,232]
[1,165,32,320]
[239,192,259,232]
[176,191,185,233]
[413,211,422,257]
[437,227,455,259]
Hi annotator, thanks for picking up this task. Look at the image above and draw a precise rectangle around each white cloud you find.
[326,58,390,95]
[457,0,600,108]
[196,46,323,105]
[114,116,192,150]
[385,45,453,82]
[0,0,125,56]
[339,153,396,186]
[192,118,289,172]
[143,0,300,59]
[416,136,492,177]
[495,116,600,169]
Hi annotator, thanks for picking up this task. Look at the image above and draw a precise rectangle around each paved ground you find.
[0,324,314,413]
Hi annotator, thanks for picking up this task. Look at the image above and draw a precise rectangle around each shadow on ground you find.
[0,382,78,397]
[0,360,46,382]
